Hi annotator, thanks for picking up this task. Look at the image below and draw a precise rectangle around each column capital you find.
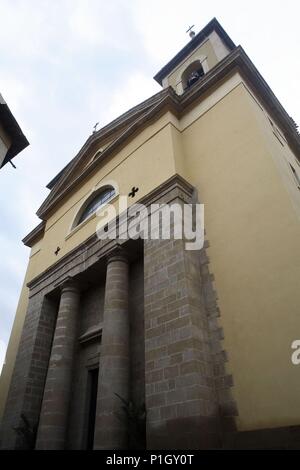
[106,244,128,266]
[55,276,80,293]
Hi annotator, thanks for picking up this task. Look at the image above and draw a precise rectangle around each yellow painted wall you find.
[0,233,45,419]
[0,258,31,419]
[179,80,300,431]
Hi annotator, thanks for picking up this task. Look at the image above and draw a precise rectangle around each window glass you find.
[78,187,115,225]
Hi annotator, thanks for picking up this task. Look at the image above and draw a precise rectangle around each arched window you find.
[77,186,116,225]
[181,61,204,91]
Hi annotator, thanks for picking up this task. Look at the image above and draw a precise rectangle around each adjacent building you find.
[0,93,29,169]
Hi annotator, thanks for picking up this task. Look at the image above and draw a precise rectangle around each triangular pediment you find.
[61,134,120,187]
[37,89,172,219]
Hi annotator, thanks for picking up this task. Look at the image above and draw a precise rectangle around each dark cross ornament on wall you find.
[128,187,139,198]
[54,246,61,256]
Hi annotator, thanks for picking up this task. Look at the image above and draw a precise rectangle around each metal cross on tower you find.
[186,25,196,39]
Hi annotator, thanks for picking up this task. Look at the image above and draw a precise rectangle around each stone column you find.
[94,251,129,449]
[36,279,80,449]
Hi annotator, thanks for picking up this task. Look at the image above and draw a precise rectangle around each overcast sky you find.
[0,0,300,373]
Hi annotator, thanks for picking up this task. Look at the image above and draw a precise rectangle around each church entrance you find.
[86,367,99,449]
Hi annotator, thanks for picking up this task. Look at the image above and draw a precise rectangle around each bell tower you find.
[154,18,236,95]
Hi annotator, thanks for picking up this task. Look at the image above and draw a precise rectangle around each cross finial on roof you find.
[186,25,196,39]
[93,122,99,134]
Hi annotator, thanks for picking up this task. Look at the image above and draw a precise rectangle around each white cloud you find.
[0,0,59,60]
[132,0,196,63]
[66,0,138,53]
[105,72,160,123]
[0,76,27,114]
[68,0,107,47]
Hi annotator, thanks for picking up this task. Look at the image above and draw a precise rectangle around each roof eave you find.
[22,221,45,247]
[0,95,29,168]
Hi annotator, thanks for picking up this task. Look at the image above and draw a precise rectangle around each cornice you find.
[78,324,103,344]
[22,221,45,247]
[26,174,194,293]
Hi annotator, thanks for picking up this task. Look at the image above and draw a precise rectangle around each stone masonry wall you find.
[129,257,145,409]
[144,235,221,449]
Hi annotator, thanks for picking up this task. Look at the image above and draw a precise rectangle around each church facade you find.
[1,18,300,449]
